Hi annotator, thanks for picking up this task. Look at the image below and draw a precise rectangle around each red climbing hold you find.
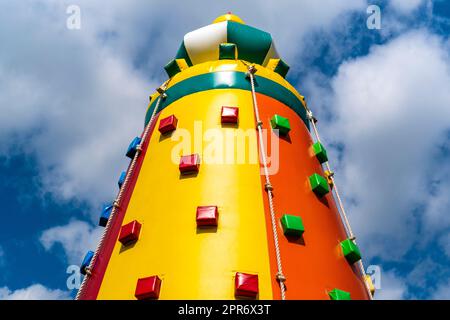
[135,275,162,300]
[179,154,200,174]
[196,206,219,226]
[158,114,178,134]
[235,272,259,298]
[221,106,239,124]
[118,220,142,245]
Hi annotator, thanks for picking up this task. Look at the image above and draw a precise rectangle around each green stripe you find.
[227,21,272,65]
[145,71,309,130]
[175,41,193,66]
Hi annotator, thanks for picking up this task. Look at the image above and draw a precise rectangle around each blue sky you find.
[0,0,450,300]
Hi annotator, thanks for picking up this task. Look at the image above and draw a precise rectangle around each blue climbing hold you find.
[99,204,113,227]
[118,171,126,189]
[126,137,141,159]
[80,250,94,275]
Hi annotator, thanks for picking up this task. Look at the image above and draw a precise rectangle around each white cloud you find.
[0,1,154,209]
[0,284,70,300]
[231,0,367,62]
[74,0,367,64]
[375,270,407,300]
[307,30,450,260]
[40,220,102,265]
[389,0,425,14]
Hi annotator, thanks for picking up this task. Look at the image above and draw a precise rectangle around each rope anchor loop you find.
[324,170,335,187]
[306,110,318,123]
[245,65,257,78]
[276,273,286,283]
[156,86,167,99]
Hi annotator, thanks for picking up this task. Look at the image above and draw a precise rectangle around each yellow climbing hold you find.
[365,275,376,296]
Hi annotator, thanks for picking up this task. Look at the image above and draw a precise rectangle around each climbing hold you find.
[221,106,239,124]
[219,43,237,60]
[328,288,351,300]
[280,214,304,237]
[267,58,290,78]
[340,238,362,264]
[365,275,376,296]
[119,220,142,246]
[118,171,126,189]
[309,173,330,197]
[196,206,219,227]
[312,142,328,164]
[270,114,291,135]
[135,275,162,300]
[80,251,94,275]
[164,58,189,78]
[158,114,178,134]
[235,272,259,299]
[179,154,200,174]
[324,170,334,188]
[126,137,141,159]
[99,204,113,227]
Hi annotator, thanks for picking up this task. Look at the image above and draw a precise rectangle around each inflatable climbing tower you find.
[77,14,374,300]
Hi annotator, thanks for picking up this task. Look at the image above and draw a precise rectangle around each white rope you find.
[306,108,373,300]
[75,85,167,300]
[247,65,287,300]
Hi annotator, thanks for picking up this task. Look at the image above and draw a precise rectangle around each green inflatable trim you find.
[274,59,290,78]
[227,21,272,65]
[145,71,309,130]
[219,43,237,60]
[175,22,273,67]
[175,41,193,67]
[164,59,181,78]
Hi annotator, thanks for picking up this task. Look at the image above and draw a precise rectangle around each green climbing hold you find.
[328,288,351,300]
[280,214,304,237]
[270,114,291,135]
[309,173,329,197]
[340,239,362,264]
[313,142,328,164]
